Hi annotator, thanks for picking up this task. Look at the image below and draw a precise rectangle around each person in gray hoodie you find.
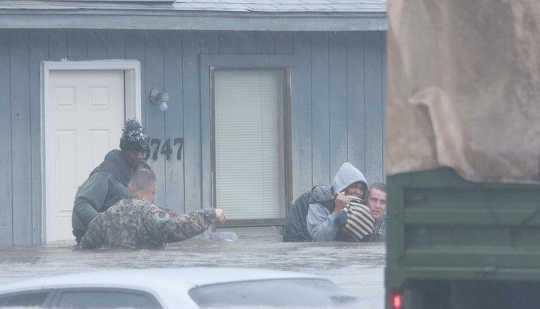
[307,162,369,241]
[283,162,368,242]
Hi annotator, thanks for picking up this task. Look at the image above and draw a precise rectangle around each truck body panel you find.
[386,168,540,308]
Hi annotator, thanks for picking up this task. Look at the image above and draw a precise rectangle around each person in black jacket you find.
[71,119,150,243]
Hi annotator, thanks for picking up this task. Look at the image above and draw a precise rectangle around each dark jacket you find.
[282,186,334,242]
[72,150,135,241]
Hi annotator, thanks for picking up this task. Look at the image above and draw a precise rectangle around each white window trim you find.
[40,59,142,243]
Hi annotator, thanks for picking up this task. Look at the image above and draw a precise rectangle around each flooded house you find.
[0,0,387,247]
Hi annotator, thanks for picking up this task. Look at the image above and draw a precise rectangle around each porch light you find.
[149,88,169,112]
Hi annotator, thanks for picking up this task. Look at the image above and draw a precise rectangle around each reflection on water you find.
[0,227,385,308]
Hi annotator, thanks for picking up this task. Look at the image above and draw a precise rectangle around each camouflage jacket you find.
[80,198,217,249]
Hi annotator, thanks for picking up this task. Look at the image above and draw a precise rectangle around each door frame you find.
[40,60,142,243]
[200,55,295,227]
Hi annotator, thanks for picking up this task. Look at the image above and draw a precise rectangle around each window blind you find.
[214,70,285,220]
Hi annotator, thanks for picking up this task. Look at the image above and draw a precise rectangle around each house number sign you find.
[144,137,184,161]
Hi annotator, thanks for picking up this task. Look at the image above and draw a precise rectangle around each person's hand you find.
[334,192,350,213]
[215,208,226,223]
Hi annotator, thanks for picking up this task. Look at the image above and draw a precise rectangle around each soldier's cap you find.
[120,119,150,153]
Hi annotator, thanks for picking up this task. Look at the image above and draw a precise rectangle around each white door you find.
[45,70,125,242]
[214,70,285,220]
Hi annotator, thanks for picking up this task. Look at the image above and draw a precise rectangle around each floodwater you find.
[0,227,385,308]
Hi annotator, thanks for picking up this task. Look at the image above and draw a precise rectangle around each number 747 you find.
[144,137,184,161]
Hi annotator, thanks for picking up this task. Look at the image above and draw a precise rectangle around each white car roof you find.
[0,267,324,296]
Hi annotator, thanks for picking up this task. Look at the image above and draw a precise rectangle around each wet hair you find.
[129,168,156,194]
[369,183,386,195]
[119,119,150,153]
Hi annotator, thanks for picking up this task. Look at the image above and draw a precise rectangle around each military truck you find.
[385,1,540,308]
[386,168,540,308]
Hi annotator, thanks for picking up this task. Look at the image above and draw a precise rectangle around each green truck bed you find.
[385,168,540,309]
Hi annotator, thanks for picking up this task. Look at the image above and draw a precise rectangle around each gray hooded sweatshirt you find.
[307,162,368,241]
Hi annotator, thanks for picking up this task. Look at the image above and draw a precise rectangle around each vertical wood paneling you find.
[291,33,312,199]
[310,32,331,185]
[10,30,32,246]
[0,32,13,248]
[255,32,275,54]
[105,30,126,59]
[182,31,202,211]
[329,32,348,179]
[347,32,366,175]
[218,32,257,54]
[67,30,87,60]
[124,30,145,122]
[200,31,219,55]
[365,31,385,184]
[200,31,219,210]
[144,31,167,206]
[49,31,67,61]
[124,31,146,77]
[87,31,108,59]
[274,32,294,55]
[29,31,47,245]
[163,31,185,213]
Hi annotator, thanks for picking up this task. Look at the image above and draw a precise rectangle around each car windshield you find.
[188,278,356,308]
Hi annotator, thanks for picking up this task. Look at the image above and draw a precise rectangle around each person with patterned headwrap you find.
[72,119,150,244]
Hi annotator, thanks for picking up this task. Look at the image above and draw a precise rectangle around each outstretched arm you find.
[164,209,218,242]
[145,207,224,243]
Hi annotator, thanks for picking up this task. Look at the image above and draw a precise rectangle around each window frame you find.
[49,287,163,309]
[188,278,341,307]
[200,54,296,227]
[0,289,56,308]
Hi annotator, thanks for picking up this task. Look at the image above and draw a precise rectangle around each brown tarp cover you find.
[387,0,540,183]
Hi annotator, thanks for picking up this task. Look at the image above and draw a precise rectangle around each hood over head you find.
[332,162,368,198]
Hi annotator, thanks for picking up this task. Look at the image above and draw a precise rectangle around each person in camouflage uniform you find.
[80,167,226,249]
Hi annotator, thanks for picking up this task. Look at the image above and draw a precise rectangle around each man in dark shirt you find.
[72,119,150,243]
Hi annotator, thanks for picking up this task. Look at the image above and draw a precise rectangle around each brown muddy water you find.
[0,227,385,308]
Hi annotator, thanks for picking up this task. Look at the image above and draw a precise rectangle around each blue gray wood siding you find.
[0,29,385,248]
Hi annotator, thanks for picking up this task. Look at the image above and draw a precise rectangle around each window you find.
[56,289,161,309]
[189,278,355,307]
[0,291,50,307]
[213,70,287,221]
